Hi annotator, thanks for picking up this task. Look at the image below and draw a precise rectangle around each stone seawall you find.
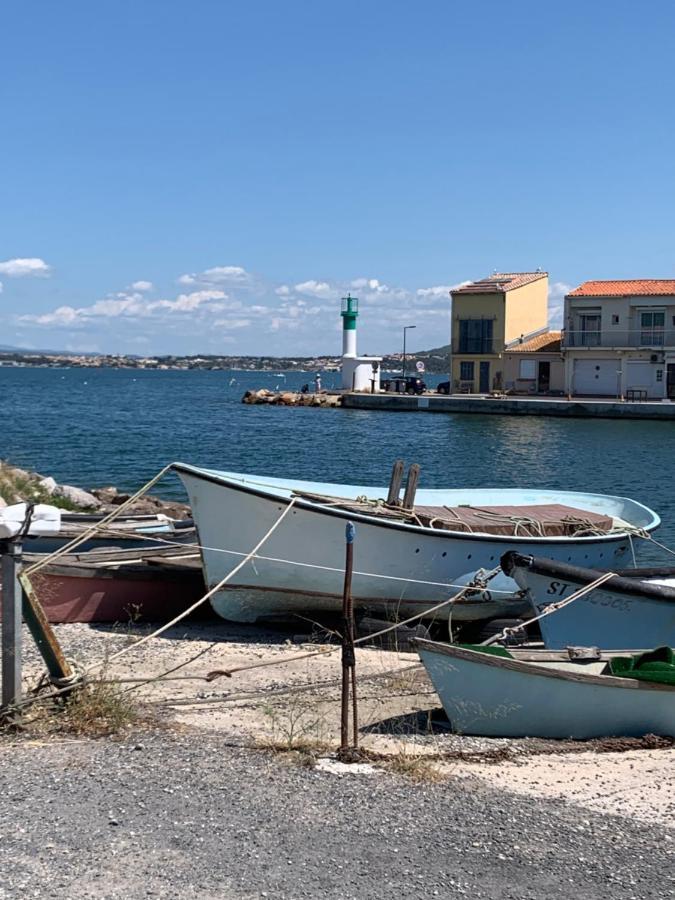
[341,393,675,419]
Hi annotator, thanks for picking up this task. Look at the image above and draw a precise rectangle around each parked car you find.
[403,376,426,395]
[436,381,451,395]
[380,376,427,394]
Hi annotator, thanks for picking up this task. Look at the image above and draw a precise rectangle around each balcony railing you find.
[562,329,675,349]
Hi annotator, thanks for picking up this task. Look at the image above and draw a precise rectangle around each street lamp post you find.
[402,325,416,381]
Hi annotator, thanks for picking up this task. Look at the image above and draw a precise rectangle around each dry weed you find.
[7,679,139,739]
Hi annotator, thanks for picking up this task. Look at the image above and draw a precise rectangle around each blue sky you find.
[2,0,674,356]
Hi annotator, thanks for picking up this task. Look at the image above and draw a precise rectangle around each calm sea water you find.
[2,366,674,563]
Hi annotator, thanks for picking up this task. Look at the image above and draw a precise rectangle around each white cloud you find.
[0,257,51,277]
[213,318,252,330]
[178,265,250,286]
[548,281,571,327]
[19,288,231,326]
[25,305,81,326]
[416,285,454,300]
[351,277,386,291]
[153,290,229,313]
[13,263,517,355]
[294,280,338,299]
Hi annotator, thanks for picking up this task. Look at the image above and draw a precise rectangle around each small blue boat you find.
[502,552,675,650]
[416,640,675,739]
[23,513,195,554]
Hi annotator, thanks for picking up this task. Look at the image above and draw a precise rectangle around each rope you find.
[155,663,424,708]
[81,496,300,675]
[57,528,519,594]
[119,577,489,689]
[628,532,637,568]
[198,647,338,686]
[24,464,174,576]
[482,570,618,646]
[640,533,675,560]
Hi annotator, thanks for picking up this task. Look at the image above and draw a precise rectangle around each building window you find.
[640,311,665,345]
[657,369,664,382]
[580,314,601,346]
[519,359,537,379]
[612,315,620,324]
[458,319,494,353]
[460,361,475,382]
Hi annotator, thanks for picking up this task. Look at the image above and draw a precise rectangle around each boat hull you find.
[503,553,675,649]
[175,464,654,624]
[1,560,207,624]
[417,640,675,739]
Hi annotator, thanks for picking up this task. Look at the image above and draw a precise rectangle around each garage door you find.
[573,359,619,396]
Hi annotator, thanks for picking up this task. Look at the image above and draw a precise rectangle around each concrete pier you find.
[342,392,675,419]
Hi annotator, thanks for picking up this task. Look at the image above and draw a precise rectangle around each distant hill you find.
[0,342,451,372]
[0,343,80,355]
[410,344,450,373]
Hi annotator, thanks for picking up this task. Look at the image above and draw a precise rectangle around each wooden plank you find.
[402,463,420,510]
[386,459,405,506]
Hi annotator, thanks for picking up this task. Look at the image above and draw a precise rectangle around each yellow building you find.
[450,272,549,393]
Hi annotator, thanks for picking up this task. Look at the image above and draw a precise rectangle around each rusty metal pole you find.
[347,524,359,750]
[340,522,356,753]
[1,539,23,715]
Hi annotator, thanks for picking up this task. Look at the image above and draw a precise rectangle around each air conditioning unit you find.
[650,353,664,364]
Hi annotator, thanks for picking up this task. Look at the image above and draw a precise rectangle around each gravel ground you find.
[0,729,673,900]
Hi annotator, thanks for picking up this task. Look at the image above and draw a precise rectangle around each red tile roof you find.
[452,272,547,295]
[507,331,561,353]
[568,280,675,297]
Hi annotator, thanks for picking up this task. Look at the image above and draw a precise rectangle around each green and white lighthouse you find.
[341,293,358,358]
[340,292,382,392]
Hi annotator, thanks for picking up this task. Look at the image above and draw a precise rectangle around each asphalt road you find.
[0,731,672,899]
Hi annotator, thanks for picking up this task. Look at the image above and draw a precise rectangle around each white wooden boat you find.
[172,463,659,623]
[416,640,675,739]
[502,552,675,649]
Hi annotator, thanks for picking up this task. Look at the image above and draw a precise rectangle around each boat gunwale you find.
[171,463,659,545]
[414,638,675,692]
[29,561,203,581]
[503,552,675,604]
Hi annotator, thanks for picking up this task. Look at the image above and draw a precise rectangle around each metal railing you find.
[562,329,675,349]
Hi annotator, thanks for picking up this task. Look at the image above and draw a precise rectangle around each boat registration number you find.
[545,581,630,611]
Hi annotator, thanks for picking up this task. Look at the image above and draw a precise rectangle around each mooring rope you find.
[24,464,174,576]
[81,496,300,675]
[143,580,490,688]
[482,570,618,646]
[59,529,519,594]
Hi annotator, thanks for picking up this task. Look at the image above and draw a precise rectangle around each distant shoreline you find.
[0,349,450,374]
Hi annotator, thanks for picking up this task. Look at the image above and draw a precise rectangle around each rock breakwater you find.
[242,388,342,407]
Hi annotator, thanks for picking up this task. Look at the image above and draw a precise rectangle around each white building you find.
[563,280,675,400]
[340,294,381,392]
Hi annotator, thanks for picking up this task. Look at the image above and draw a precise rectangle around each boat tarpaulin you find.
[609,647,675,686]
